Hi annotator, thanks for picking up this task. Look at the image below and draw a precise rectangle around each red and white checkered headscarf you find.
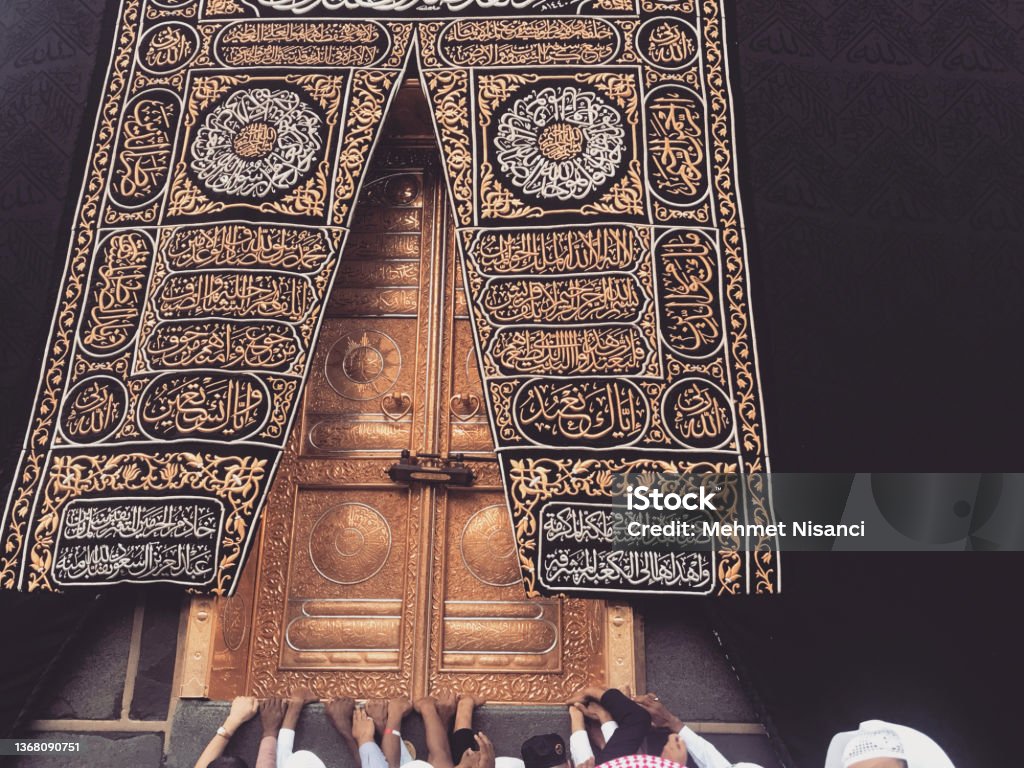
[596,752,762,768]
[597,755,684,768]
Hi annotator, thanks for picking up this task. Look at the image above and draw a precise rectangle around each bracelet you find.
[385,728,401,738]
[216,726,233,739]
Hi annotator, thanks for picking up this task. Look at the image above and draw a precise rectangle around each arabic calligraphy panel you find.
[655,228,723,358]
[108,89,181,212]
[138,372,270,441]
[59,377,129,444]
[213,21,390,68]
[79,231,153,357]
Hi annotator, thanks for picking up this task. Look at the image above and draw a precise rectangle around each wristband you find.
[216,726,233,739]
[385,728,401,738]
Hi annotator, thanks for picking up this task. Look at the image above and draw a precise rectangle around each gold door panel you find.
[304,318,419,453]
[282,487,415,671]
[182,86,642,704]
[440,492,564,673]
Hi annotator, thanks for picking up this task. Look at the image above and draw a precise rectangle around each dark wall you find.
[722,4,1024,765]
[0,0,111,480]
[0,0,1021,764]
[731,0,1024,471]
[0,3,112,731]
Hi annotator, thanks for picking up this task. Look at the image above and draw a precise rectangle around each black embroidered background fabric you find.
[0,0,1021,763]
[730,0,1024,470]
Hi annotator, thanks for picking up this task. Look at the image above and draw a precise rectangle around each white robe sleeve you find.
[359,741,391,768]
[601,721,618,742]
[277,728,296,768]
[570,730,596,766]
[400,737,415,766]
[678,726,732,768]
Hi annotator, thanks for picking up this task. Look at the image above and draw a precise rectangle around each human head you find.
[842,726,908,768]
[282,751,327,768]
[825,720,953,768]
[209,758,248,768]
[660,732,688,765]
[522,733,568,768]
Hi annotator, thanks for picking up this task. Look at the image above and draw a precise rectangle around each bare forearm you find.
[381,707,403,768]
[194,735,227,768]
[382,732,401,768]
[194,718,242,768]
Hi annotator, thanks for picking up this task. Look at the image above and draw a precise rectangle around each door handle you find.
[449,392,481,421]
[381,392,413,421]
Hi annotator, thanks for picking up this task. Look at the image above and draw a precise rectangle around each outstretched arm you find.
[326,698,360,761]
[382,696,413,768]
[255,697,286,768]
[592,689,650,763]
[355,707,390,768]
[568,704,596,768]
[193,696,259,768]
[277,689,317,767]
[635,693,733,768]
[633,694,684,732]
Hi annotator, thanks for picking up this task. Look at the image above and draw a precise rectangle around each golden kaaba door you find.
[181,102,641,704]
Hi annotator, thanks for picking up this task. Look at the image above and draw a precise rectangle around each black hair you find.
[209,757,248,768]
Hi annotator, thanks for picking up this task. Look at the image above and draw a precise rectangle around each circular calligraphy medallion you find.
[662,378,734,449]
[59,376,128,443]
[309,503,391,585]
[636,17,699,70]
[138,22,200,75]
[189,87,323,200]
[460,504,521,587]
[492,85,626,202]
[325,330,401,401]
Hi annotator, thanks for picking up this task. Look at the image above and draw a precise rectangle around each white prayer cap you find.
[841,727,906,766]
[496,758,526,768]
[824,720,954,768]
[283,750,327,768]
